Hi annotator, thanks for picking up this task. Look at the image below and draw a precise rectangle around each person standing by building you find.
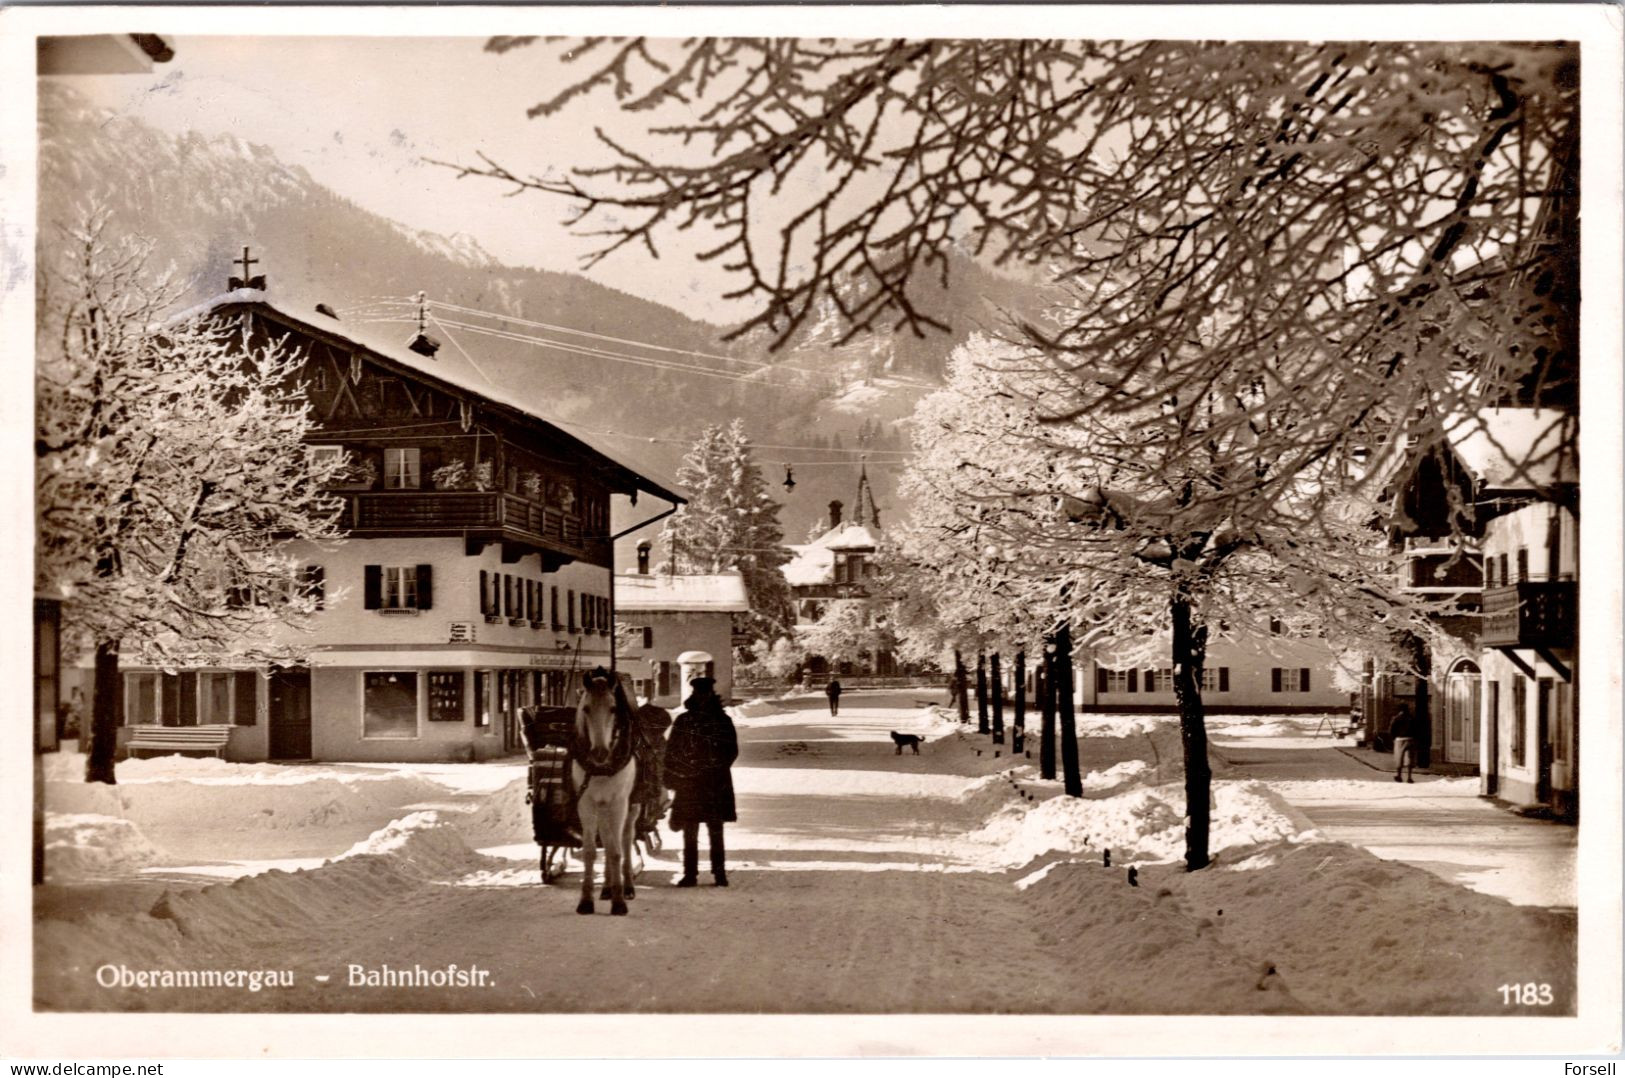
[1391,704,1418,783]
[664,675,738,887]
[825,678,843,716]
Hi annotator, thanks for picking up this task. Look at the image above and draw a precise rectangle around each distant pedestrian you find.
[1390,705,1418,783]
[664,676,738,887]
[825,678,843,716]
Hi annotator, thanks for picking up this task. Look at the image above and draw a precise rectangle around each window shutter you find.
[1219,667,1230,692]
[416,565,433,610]
[161,673,181,725]
[643,626,653,649]
[1145,669,1156,693]
[1300,668,1311,693]
[1271,668,1282,693]
[479,570,490,615]
[551,586,561,629]
[657,662,671,697]
[179,673,198,726]
[234,671,258,726]
[568,590,577,631]
[364,565,382,609]
[1096,667,1108,694]
[1127,669,1138,693]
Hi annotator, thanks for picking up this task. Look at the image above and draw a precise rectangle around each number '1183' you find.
[1498,982,1553,1005]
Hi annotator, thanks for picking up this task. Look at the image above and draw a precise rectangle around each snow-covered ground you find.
[35,693,1574,1014]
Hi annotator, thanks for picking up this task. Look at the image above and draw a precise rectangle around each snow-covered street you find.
[36,692,1575,1014]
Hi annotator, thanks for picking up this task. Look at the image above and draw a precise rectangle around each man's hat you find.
[689,676,717,693]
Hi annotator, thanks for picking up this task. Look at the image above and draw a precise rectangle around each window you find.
[1510,676,1528,766]
[385,567,418,609]
[1272,667,1311,693]
[1269,617,1285,636]
[551,586,562,630]
[308,445,344,473]
[1102,669,1131,694]
[199,672,233,723]
[568,590,578,633]
[656,661,672,698]
[383,447,421,489]
[1145,667,1173,692]
[474,671,492,727]
[1516,547,1529,582]
[1485,556,1498,588]
[1200,667,1230,693]
[362,671,418,739]
[365,564,432,611]
[583,593,596,632]
[427,671,465,723]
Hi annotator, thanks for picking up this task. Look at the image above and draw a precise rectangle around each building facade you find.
[114,281,681,762]
[613,558,750,707]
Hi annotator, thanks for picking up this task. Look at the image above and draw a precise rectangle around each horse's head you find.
[575,668,620,767]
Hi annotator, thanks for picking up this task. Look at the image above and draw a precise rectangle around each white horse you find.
[569,670,639,916]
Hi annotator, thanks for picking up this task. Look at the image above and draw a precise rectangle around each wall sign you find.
[449,621,476,643]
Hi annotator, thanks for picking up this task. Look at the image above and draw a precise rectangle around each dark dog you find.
[890,731,926,755]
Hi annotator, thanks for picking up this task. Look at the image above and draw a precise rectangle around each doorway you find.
[1444,660,1481,766]
[268,667,312,760]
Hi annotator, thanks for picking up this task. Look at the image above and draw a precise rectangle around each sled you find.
[522,705,659,885]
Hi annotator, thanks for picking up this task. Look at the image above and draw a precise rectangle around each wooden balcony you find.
[1402,550,1482,593]
[1480,580,1576,649]
[344,492,608,567]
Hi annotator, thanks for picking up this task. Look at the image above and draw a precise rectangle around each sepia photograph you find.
[3,3,1620,1061]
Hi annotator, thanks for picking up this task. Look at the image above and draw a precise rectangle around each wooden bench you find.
[126,724,234,759]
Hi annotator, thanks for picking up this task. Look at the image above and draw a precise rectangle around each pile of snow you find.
[452,777,535,842]
[970,779,1315,867]
[45,814,163,879]
[332,811,479,879]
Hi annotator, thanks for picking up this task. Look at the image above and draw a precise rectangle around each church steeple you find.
[854,458,880,530]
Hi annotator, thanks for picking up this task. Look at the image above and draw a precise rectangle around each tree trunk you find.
[1038,650,1056,780]
[1171,594,1211,871]
[976,652,989,735]
[1012,650,1027,755]
[954,650,970,724]
[1412,634,1433,769]
[990,652,1005,745]
[85,638,121,785]
[1056,624,1082,797]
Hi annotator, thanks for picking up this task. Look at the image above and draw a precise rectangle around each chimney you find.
[636,540,651,575]
[406,290,439,357]
[828,500,843,529]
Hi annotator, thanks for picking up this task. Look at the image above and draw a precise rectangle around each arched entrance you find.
[1444,659,1482,766]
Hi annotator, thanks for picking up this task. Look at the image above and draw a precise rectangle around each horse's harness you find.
[568,699,635,799]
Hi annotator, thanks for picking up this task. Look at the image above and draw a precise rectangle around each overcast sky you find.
[66,36,753,323]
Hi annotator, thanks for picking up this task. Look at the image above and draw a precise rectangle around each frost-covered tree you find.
[901,335,1435,867]
[800,598,896,673]
[36,214,344,784]
[456,39,1576,487]
[660,419,795,645]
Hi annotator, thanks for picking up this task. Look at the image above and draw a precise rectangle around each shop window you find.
[125,672,161,725]
[362,671,418,739]
[428,671,465,723]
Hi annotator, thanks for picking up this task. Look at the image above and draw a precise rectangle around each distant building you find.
[784,467,904,676]
[614,554,750,707]
[113,266,682,762]
[1078,618,1353,713]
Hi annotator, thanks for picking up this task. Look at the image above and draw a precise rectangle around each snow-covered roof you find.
[783,519,882,587]
[782,544,835,587]
[1447,407,1577,491]
[614,571,750,613]
[174,288,685,505]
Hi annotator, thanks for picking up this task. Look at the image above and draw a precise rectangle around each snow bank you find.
[46,769,454,836]
[332,811,480,879]
[450,777,535,842]
[45,813,163,879]
[969,779,1314,867]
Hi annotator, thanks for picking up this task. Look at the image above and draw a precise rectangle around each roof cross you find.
[228,245,266,291]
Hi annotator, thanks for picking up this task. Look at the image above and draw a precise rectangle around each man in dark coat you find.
[1390,704,1418,783]
[825,678,843,716]
[664,676,738,887]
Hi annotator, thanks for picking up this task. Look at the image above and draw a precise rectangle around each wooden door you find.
[1535,677,1554,803]
[1445,665,1481,765]
[268,668,312,760]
